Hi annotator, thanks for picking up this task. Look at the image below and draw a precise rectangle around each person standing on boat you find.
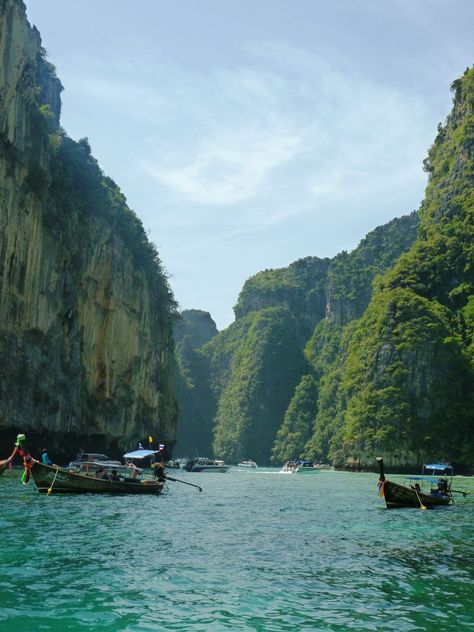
[5,434,36,484]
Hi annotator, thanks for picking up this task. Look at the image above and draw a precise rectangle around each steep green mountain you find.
[212,307,307,463]
[173,310,217,456]
[205,69,474,471]
[271,212,419,463]
[172,68,473,470]
[309,67,474,471]
[176,212,418,464]
[0,1,177,458]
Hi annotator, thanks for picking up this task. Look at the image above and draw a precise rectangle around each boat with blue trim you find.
[377,457,454,509]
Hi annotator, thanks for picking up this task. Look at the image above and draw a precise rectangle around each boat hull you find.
[380,480,451,509]
[31,462,164,495]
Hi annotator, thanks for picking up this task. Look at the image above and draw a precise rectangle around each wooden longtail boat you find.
[0,462,7,476]
[30,461,164,495]
[376,457,453,509]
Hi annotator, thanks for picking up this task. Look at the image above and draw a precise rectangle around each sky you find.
[25,0,474,330]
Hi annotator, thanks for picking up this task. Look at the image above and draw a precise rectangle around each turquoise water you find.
[0,468,473,631]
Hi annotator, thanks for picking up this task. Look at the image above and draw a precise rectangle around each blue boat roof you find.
[424,464,452,471]
[406,476,440,483]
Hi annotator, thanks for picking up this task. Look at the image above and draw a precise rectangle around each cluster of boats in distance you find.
[167,457,334,473]
[1,448,470,508]
[281,459,334,473]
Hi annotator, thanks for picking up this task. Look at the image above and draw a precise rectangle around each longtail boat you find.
[0,462,7,476]
[376,457,453,509]
[30,461,164,495]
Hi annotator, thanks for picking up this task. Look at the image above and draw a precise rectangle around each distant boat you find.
[281,460,318,473]
[314,463,334,471]
[184,458,229,473]
[237,460,258,468]
[30,461,164,495]
[376,457,454,509]
[67,451,122,469]
[296,460,319,473]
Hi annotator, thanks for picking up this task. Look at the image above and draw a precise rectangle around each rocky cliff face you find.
[0,0,177,459]
[174,309,218,348]
[173,310,217,455]
[234,256,330,344]
[325,212,419,325]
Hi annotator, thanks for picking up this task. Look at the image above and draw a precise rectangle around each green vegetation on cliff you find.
[213,307,307,463]
[234,257,330,342]
[306,67,474,470]
[271,374,318,463]
[173,310,218,455]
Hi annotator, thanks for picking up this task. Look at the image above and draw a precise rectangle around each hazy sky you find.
[25,0,474,329]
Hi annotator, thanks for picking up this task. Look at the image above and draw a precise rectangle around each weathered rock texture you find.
[0,0,177,460]
[174,309,218,348]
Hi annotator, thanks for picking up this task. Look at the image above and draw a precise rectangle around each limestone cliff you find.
[174,309,218,348]
[234,256,330,344]
[173,310,217,456]
[0,0,177,459]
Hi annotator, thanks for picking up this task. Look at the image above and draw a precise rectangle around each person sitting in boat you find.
[96,467,110,480]
[411,483,421,492]
[435,479,449,495]
[126,461,140,479]
[109,469,120,482]
[431,480,448,497]
[151,461,166,482]
[5,434,36,484]
[41,448,53,466]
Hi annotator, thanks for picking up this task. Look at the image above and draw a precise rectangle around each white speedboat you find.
[281,460,319,473]
[184,458,229,473]
[237,460,258,468]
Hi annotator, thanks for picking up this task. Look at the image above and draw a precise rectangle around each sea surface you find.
[0,467,473,631]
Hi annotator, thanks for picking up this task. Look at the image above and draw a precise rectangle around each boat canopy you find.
[123,450,160,460]
[424,464,452,472]
[406,476,440,483]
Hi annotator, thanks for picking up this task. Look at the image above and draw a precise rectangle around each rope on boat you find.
[47,466,60,495]
[414,488,427,510]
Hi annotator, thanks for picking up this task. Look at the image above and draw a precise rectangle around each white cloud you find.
[141,43,432,213]
[64,41,435,225]
[143,127,302,205]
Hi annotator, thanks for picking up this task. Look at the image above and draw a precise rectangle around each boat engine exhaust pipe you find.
[376,457,385,482]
